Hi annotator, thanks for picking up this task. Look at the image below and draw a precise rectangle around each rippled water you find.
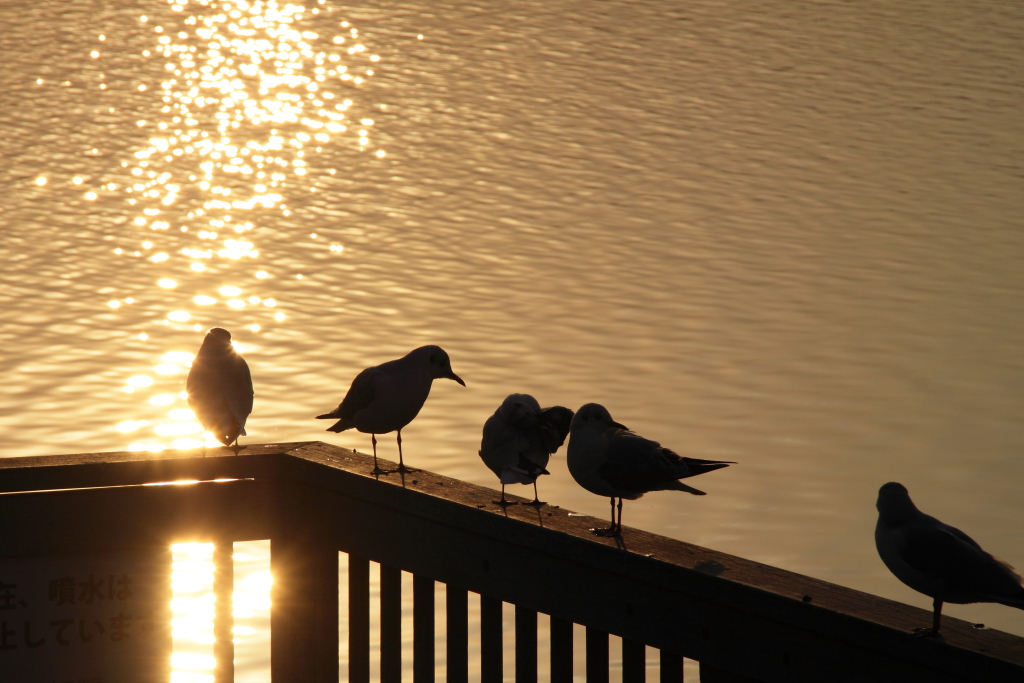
[2,0,1024,675]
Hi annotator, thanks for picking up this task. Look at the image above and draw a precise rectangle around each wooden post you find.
[414,574,436,683]
[349,554,371,683]
[381,564,402,683]
[586,628,609,683]
[481,595,503,683]
[214,540,234,683]
[447,585,469,683]
[270,534,339,683]
[550,616,573,683]
[660,650,683,683]
[623,639,645,683]
[515,606,538,683]
[699,663,762,682]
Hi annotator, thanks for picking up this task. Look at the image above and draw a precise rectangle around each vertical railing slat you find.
[414,574,436,683]
[349,554,370,683]
[480,595,503,683]
[623,639,645,683]
[585,628,609,683]
[515,606,538,683]
[213,540,234,683]
[446,585,469,683]
[270,535,339,683]
[549,616,573,683]
[660,650,684,683]
[381,564,402,683]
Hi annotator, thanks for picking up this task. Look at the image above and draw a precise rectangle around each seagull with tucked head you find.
[479,394,574,506]
[317,345,465,474]
[875,482,1024,637]
[186,327,253,450]
[567,403,732,536]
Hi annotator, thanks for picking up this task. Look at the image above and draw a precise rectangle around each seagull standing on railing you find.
[186,327,253,451]
[317,345,466,474]
[874,482,1024,637]
[567,403,732,536]
[479,394,574,506]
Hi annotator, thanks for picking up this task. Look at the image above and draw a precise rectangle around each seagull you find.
[567,403,732,536]
[186,327,253,450]
[317,345,465,474]
[874,481,1024,637]
[479,394,574,506]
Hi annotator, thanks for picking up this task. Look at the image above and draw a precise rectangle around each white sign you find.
[0,549,171,683]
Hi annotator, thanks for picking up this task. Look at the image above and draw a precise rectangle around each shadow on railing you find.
[0,442,1021,683]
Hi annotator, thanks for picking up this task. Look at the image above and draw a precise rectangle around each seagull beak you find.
[612,420,629,430]
[448,371,466,387]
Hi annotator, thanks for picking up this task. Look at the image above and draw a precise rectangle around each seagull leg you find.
[493,484,517,506]
[396,429,411,473]
[525,481,546,507]
[914,599,944,638]
[371,434,385,475]
[616,498,624,535]
[593,497,620,536]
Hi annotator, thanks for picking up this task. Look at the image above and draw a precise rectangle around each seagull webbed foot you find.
[591,526,621,537]
[525,499,546,508]
[493,498,518,507]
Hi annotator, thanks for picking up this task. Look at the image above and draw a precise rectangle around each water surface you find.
[2,0,1023,675]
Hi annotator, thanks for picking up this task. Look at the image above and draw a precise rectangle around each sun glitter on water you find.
[99,0,385,452]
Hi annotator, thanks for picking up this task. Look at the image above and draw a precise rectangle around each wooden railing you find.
[1,442,1022,682]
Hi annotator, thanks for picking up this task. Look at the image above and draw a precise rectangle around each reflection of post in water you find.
[213,540,233,683]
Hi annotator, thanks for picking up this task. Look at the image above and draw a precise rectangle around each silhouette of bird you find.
[317,345,465,473]
[875,482,1024,637]
[479,394,574,506]
[186,327,253,449]
[567,403,731,536]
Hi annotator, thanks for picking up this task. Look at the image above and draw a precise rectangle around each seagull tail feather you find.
[316,413,355,433]
[666,480,707,496]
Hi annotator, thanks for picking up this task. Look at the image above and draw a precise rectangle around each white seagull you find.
[317,345,465,473]
[478,394,574,506]
[875,481,1024,637]
[186,327,253,450]
[567,403,732,536]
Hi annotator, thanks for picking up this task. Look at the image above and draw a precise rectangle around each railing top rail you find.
[1,442,1022,682]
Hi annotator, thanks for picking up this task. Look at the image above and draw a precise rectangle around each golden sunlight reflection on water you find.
[171,540,272,683]
[107,0,381,452]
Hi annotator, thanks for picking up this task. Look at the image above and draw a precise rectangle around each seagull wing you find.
[318,366,381,421]
[901,517,1024,601]
[224,353,254,432]
[479,411,520,476]
[598,430,732,495]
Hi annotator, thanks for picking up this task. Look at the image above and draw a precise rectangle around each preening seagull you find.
[567,403,732,536]
[186,327,253,449]
[478,394,574,506]
[875,482,1024,637]
[317,345,466,473]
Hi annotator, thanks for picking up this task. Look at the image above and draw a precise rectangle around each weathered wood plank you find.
[446,585,468,683]
[587,627,609,683]
[660,651,683,683]
[516,605,538,683]
[414,574,436,683]
[349,554,371,683]
[550,616,573,683]
[381,564,402,683]
[481,594,503,683]
[270,479,339,683]
[623,639,645,683]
